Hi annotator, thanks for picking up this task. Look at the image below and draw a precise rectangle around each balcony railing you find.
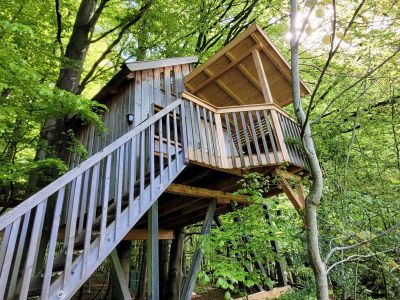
[181,92,308,170]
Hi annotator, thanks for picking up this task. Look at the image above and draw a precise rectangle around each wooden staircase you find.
[0,100,187,299]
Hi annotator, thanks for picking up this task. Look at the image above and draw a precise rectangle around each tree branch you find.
[324,222,400,264]
[78,0,154,94]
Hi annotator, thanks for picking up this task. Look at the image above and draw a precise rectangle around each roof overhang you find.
[184,24,311,108]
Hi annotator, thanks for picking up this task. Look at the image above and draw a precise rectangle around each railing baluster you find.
[82,163,99,277]
[224,113,237,168]
[240,111,254,167]
[20,200,47,299]
[248,111,262,165]
[195,104,206,163]
[180,103,189,164]
[41,187,65,299]
[0,225,11,272]
[255,110,270,164]
[208,111,219,166]
[115,145,124,240]
[129,136,136,225]
[232,112,245,167]
[189,101,198,161]
[99,155,112,258]
[139,131,146,206]
[78,170,90,235]
[202,108,213,165]
[0,219,20,299]
[7,211,31,299]
[158,119,164,181]
[166,112,172,179]
[263,110,279,162]
[150,123,155,199]
[63,174,82,292]
[173,108,179,171]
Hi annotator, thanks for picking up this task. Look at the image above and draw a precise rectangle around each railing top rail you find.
[0,100,183,231]
[181,91,297,122]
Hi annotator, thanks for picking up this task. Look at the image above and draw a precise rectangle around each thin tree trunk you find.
[290,1,329,299]
[165,228,185,300]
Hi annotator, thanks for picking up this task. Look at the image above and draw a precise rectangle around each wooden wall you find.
[68,63,192,168]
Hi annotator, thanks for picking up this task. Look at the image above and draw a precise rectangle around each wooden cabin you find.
[0,24,310,300]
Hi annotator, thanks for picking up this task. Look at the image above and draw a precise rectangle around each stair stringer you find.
[48,157,186,300]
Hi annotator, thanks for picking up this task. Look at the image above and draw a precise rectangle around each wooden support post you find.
[112,240,132,299]
[263,204,287,287]
[109,249,132,300]
[252,49,290,161]
[147,201,159,300]
[181,200,216,300]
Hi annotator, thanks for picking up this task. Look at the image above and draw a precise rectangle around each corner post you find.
[252,49,290,161]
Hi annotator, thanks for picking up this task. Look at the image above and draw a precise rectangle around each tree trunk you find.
[165,228,185,300]
[35,0,99,183]
[289,1,329,299]
[159,240,170,298]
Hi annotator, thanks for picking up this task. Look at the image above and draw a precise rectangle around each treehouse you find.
[0,24,310,300]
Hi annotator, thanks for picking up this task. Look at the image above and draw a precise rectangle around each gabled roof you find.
[94,56,198,102]
[184,24,310,108]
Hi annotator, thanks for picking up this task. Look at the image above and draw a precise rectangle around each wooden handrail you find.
[181,91,296,122]
[0,100,183,231]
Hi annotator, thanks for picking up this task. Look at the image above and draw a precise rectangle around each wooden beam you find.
[165,183,250,204]
[123,229,174,240]
[226,52,262,92]
[181,200,216,300]
[252,49,273,103]
[189,43,262,93]
[147,201,159,300]
[109,250,132,300]
[274,170,305,212]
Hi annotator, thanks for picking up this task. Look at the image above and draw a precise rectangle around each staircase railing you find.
[0,100,187,299]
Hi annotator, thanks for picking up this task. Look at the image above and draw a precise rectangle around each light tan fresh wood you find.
[234,286,290,300]
[165,183,251,204]
[123,229,174,240]
[126,56,198,72]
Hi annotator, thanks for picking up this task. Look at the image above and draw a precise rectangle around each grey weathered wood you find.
[189,101,198,161]
[147,201,159,300]
[194,104,206,163]
[41,187,65,299]
[139,131,145,210]
[255,110,270,163]
[232,112,245,167]
[126,56,198,72]
[109,250,132,300]
[158,119,164,180]
[166,112,172,180]
[248,111,262,165]
[0,218,20,299]
[181,200,216,300]
[180,103,189,164]
[0,225,11,272]
[224,113,237,168]
[150,124,155,199]
[99,155,112,258]
[164,67,172,103]
[6,211,31,300]
[263,110,279,162]
[202,108,213,165]
[78,170,90,235]
[134,71,142,126]
[240,111,254,166]
[63,174,83,292]
[0,100,183,231]
[129,137,136,225]
[173,109,179,171]
[82,163,99,276]
[19,200,47,299]
[115,145,124,240]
